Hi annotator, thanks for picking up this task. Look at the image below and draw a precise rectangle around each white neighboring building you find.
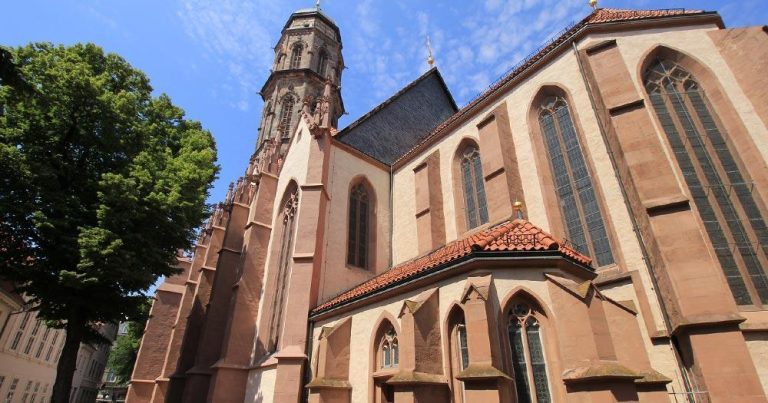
[0,283,117,403]
[69,323,117,403]
[0,282,63,403]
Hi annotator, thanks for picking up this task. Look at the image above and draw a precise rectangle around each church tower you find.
[256,5,345,155]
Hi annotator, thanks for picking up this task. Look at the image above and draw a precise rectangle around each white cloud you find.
[176,0,284,111]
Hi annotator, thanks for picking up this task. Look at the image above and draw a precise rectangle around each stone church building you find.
[128,4,768,403]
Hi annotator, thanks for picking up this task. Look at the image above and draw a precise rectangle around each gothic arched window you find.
[317,49,329,78]
[538,96,613,266]
[459,145,489,230]
[267,187,299,353]
[508,302,550,403]
[379,327,399,369]
[347,182,373,269]
[278,95,295,140]
[644,59,768,306]
[290,44,303,69]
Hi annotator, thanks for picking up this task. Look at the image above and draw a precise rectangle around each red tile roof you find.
[312,219,591,314]
[393,8,709,166]
[587,8,702,24]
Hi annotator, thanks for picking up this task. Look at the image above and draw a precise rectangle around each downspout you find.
[389,162,394,268]
[570,40,695,399]
[303,320,314,403]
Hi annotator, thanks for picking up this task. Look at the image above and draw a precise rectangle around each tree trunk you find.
[52,310,86,403]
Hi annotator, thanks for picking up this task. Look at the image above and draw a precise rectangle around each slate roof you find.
[394,8,710,166]
[311,219,591,315]
[334,68,457,165]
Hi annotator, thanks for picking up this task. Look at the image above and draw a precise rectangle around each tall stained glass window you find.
[347,183,371,269]
[460,145,489,230]
[508,302,550,403]
[644,59,768,306]
[539,96,614,266]
[267,188,299,353]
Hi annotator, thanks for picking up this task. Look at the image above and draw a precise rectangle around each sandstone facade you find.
[129,6,768,403]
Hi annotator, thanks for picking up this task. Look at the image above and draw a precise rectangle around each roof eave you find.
[391,11,722,171]
[309,251,594,321]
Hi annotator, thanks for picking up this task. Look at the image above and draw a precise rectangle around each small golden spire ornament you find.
[426,35,435,67]
[589,0,598,10]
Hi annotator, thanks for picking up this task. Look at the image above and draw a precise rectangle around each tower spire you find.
[315,0,321,10]
[426,35,435,67]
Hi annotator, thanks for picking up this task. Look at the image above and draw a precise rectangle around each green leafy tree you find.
[0,43,218,403]
[107,299,151,384]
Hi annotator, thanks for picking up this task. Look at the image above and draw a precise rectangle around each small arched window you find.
[538,96,613,266]
[508,302,550,403]
[459,145,488,230]
[290,44,303,69]
[347,182,373,269]
[317,50,329,78]
[644,58,768,306]
[278,95,296,140]
[380,327,399,369]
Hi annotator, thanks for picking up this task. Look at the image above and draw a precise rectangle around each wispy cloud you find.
[341,0,589,112]
[176,0,284,111]
[174,0,590,117]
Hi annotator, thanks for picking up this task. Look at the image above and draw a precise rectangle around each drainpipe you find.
[389,163,394,268]
[570,40,695,400]
[302,320,315,403]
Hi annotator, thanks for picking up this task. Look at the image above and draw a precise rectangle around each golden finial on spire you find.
[426,35,435,67]
[589,0,598,10]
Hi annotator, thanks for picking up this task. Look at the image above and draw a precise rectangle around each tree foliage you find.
[107,298,150,384]
[0,43,218,402]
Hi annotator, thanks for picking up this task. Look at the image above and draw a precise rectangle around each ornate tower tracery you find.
[255,6,344,156]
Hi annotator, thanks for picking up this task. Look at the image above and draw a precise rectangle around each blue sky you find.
[1,0,765,205]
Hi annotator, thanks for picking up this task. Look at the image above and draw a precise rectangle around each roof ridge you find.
[391,6,711,167]
[311,218,593,315]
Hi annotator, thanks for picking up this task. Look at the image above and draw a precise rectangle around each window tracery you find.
[644,58,768,306]
[380,327,399,369]
[508,302,550,403]
[538,96,613,266]
[459,145,488,230]
[267,188,299,353]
